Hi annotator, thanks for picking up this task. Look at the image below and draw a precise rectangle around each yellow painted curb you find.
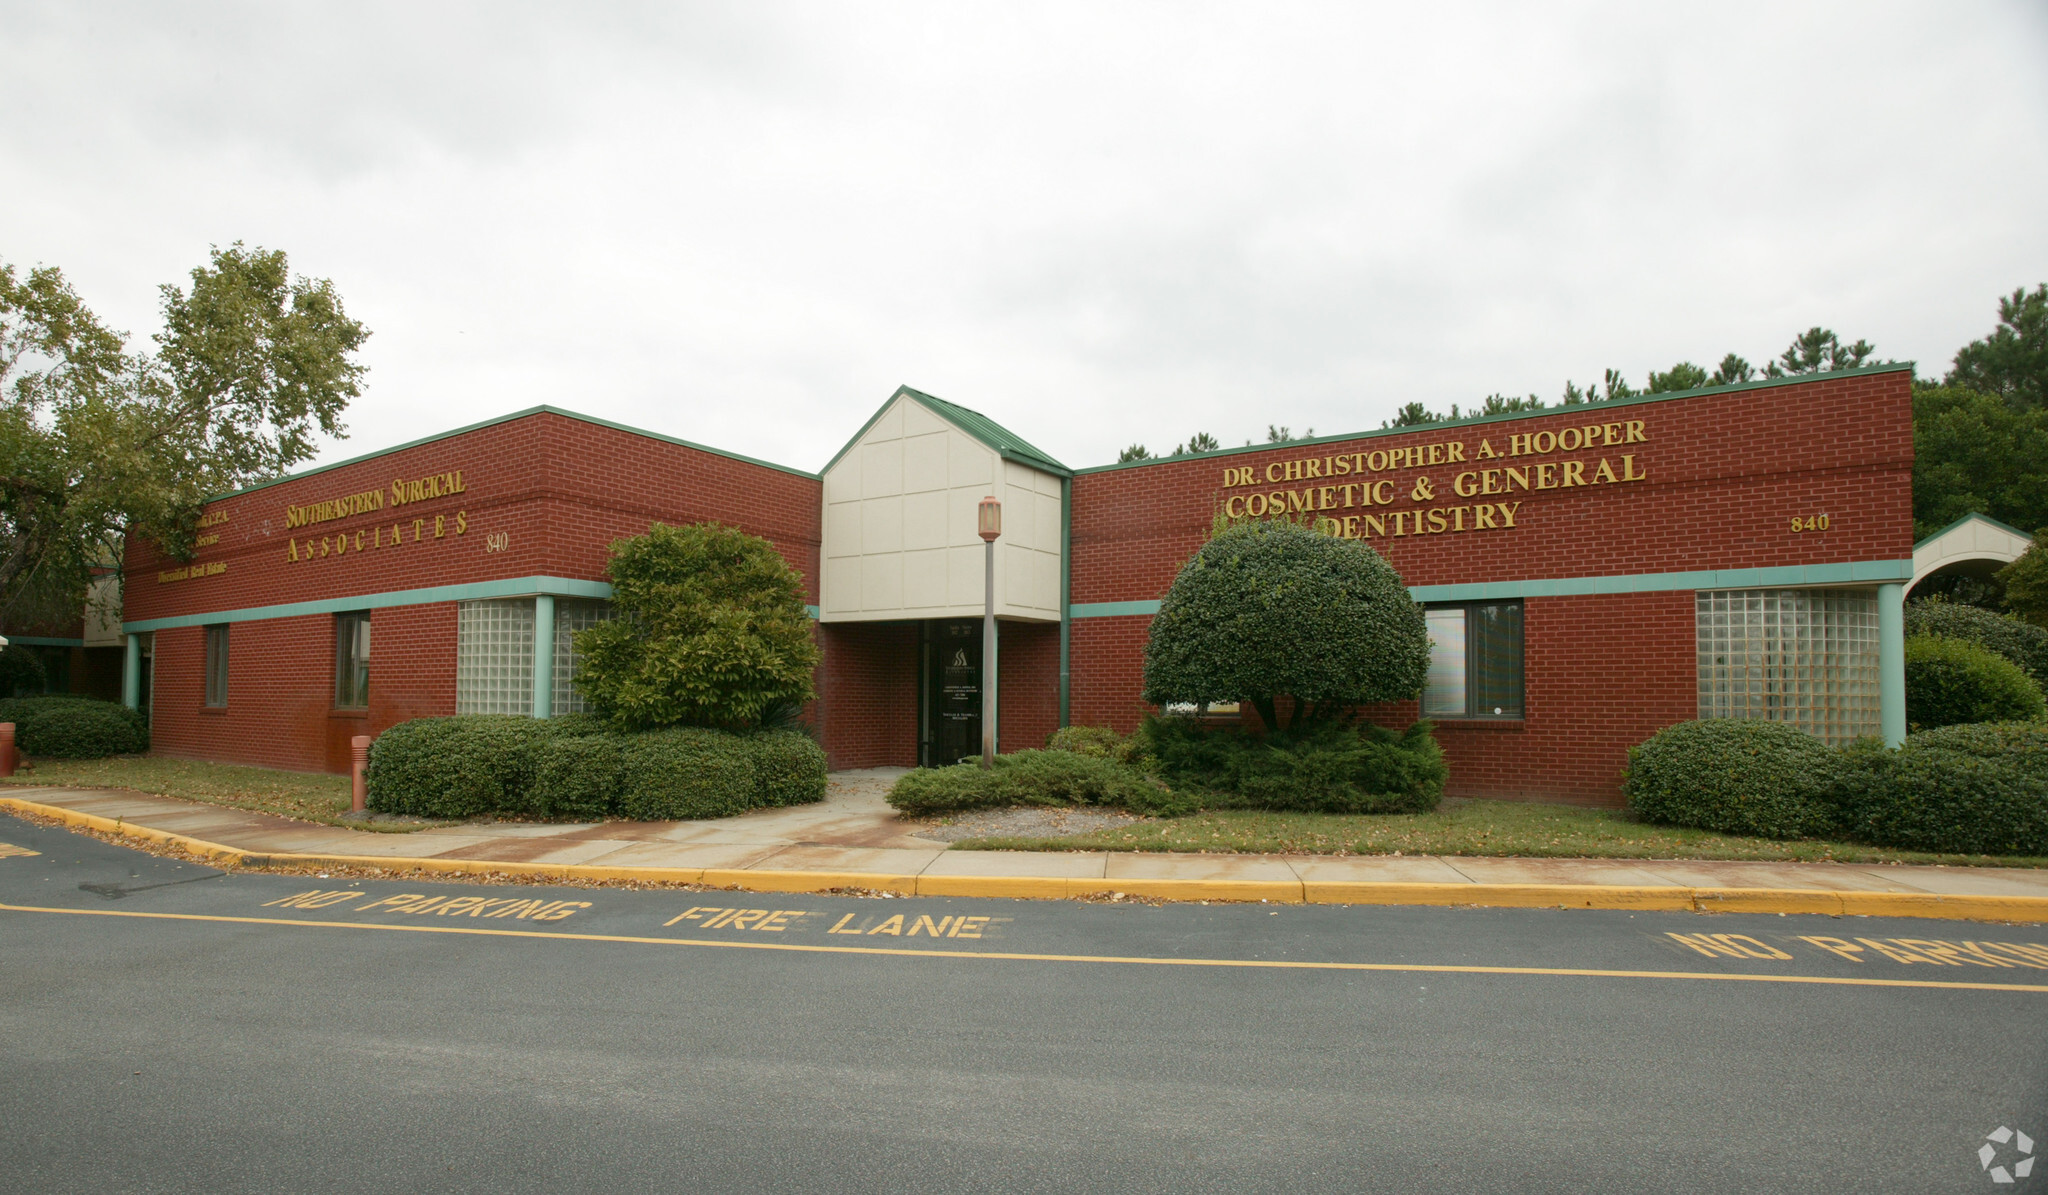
[4,794,2046,923]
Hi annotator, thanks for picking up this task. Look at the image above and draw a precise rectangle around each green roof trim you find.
[1914,510,2036,550]
[205,404,817,504]
[1071,362,1917,476]
[821,385,1072,477]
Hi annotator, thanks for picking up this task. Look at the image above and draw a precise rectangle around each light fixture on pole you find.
[977,494,1001,770]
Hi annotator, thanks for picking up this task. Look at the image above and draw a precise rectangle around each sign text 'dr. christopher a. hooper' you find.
[1218,419,1650,542]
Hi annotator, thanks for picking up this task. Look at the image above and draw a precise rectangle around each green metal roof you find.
[822,385,1072,477]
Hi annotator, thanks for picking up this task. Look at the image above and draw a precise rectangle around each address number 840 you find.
[1790,515,1831,533]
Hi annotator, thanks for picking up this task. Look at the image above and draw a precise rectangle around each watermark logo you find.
[1980,1127,2035,1184]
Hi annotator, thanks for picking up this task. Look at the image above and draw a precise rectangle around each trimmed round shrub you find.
[529,735,623,820]
[617,727,757,820]
[0,695,149,754]
[0,645,47,698]
[1142,519,1429,732]
[1906,597,2048,684]
[746,730,827,807]
[1904,635,2046,730]
[1046,724,1142,764]
[1841,722,2048,855]
[17,701,147,758]
[1624,719,1837,839]
[1140,716,1446,814]
[888,749,1187,817]
[365,715,593,818]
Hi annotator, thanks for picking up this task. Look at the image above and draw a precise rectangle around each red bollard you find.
[0,722,14,778]
[350,734,370,814]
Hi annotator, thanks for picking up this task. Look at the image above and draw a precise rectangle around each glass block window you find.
[552,600,612,715]
[1696,588,1880,744]
[457,599,533,715]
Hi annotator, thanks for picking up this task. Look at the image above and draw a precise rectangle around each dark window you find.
[204,625,229,707]
[1422,601,1523,719]
[335,613,371,710]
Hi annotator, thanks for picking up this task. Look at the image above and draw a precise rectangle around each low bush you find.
[746,730,828,807]
[0,695,150,756]
[1905,597,2048,685]
[1624,719,1838,839]
[529,734,623,820]
[1141,717,1446,814]
[617,727,758,820]
[1839,723,2048,855]
[888,749,1188,817]
[1904,635,2046,730]
[1045,724,1145,765]
[366,715,559,818]
[16,700,149,758]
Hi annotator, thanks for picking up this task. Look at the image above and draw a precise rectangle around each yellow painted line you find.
[5,794,2047,923]
[3,901,2045,994]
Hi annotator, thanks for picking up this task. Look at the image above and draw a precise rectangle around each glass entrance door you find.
[927,619,981,766]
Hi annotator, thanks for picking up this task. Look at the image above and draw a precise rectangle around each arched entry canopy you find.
[1909,513,2034,597]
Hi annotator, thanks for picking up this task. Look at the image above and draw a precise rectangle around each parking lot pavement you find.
[4,812,2044,1193]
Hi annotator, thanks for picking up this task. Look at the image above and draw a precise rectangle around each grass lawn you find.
[0,756,431,832]
[954,798,2048,869]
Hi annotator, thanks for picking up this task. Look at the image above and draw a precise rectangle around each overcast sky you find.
[4,2,2045,476]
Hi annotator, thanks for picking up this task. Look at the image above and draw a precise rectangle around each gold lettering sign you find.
[1215,420,1654,544]
[158,561,228,584]
[285,511,466,564]
[389,470,466,508]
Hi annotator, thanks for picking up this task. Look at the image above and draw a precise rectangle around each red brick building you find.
[121,366,1923,802]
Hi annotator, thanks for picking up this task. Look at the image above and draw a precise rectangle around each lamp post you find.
[977,494,1001,770]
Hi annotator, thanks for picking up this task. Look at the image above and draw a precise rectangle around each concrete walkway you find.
[4,770,2047,914]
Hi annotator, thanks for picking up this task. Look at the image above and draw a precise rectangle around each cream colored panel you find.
[903,548,946,609]
[861,439,902,498]
[870,399,904,442]
[1003,479,1035,545]
[1037,470,1062,496]
[861,495,903,555]
[825,502,861,557]
[903,432,948,493]
[1035,491,1062,553]
[948,488,984,543]
[902,400,946,435]
[825,556,859,613]
[949,543,986,606]
[949,436,991,489]
[903,490,946,552]
[861,555,902,611]
[823,451,859,504]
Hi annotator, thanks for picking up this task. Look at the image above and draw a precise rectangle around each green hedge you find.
[1904,635,2046,729]
[1141,717,1446,815]
[0,696,149,758]
[1045,724,1144,765]
[366,715,821,821]
[1838,723,2048,856]
[1905,598,2048,685]
[888,749,1189,817]
[1624,719,1838,840]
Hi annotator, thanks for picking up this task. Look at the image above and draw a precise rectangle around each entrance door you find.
[927,619,981,766]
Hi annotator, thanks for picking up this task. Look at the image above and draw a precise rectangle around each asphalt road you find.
[2,811,2044,1194]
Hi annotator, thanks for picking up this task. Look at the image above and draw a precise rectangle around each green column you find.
[1058,476,1071,728]
[532,594,555,719]
[1878,582,1905,747]
[122,634,141,710]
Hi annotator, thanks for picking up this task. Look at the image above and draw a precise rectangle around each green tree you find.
[1602,368,1636,401]
[1948,283,2047,411]
[1175,431,1221,454]
[1708,353,1756,386]
[1141,519,1429,731]
[1646,362,1708,393]
[1479,393,1543,415]
[573,521,820,729]
[1765,326,1874,376]
[1910,385,2048,540]
[0,244,366,624]
[1117,443,1154,462]
[2001,531,2048,628]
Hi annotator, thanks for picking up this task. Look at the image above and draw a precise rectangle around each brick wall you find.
[1064,370,1915,804]
[998,620,1060,753]
[128,410,823,772]
[818,621,919,769]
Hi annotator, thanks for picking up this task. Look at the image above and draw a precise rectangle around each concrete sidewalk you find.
[4,771,2047,921]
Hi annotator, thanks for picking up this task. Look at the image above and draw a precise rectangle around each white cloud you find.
[3,1,2043,473]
